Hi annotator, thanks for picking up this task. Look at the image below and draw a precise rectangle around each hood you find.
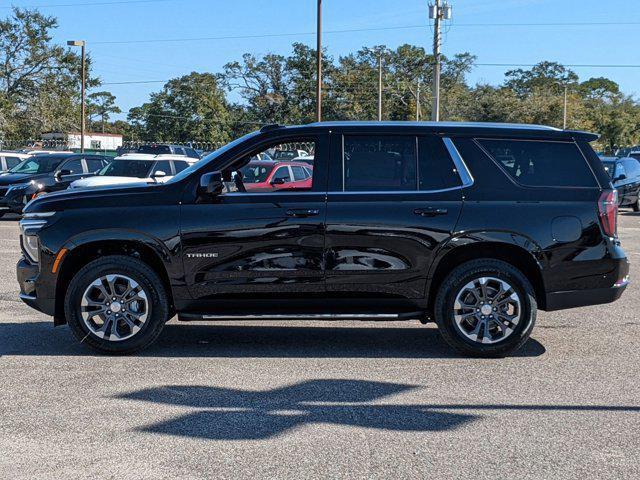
[70,176,152,189]
[0,172,47,186]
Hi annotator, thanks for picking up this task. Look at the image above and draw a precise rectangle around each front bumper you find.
[544,257,630,311]
[17,256,56,316]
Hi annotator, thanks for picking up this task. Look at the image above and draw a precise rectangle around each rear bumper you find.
[544,257,630,311]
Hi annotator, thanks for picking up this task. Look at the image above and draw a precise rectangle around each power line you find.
[90,21,640,45]
[1,0,172,8]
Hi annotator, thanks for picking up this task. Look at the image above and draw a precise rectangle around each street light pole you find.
[67,40,86,153]
[377,55,383,121]
[316,0,322,122]
[563,84,568,129]
[429,1,452,122]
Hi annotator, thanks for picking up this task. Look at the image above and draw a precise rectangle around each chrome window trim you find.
[442,137,474,188]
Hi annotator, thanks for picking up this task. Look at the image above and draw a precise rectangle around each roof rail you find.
[260,124,284,132]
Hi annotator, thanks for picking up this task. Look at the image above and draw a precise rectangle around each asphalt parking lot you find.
[0,213,638,480]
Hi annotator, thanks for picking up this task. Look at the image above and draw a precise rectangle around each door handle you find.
[286,208,320,217]
[414,207,448,217]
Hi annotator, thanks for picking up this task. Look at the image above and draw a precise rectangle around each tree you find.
[126,72,232,143]
[0,8,98,140]
[87,91,121,132]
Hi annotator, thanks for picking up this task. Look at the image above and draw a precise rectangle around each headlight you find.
[19,212,55,263]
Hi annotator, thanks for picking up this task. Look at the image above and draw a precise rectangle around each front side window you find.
[61,158,83,175]
[10,156,66,174]
[343,136,417,191]
[478,139,598,188]
[225,139,316,193]
[5,156,21,169]
[153,160,173,176]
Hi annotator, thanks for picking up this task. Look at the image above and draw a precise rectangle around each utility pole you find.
[429,1,452,122]
[563,84,568,129]
[416,80,421,121]
[377,55,383,121]
[67,40,86,152]
[316,0,322,122]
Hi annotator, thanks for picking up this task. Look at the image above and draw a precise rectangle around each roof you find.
[265,121,599,141]
[114,153,198,162]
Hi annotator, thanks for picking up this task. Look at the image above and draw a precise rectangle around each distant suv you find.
[0,153,109,216]
[17,122,629,356]
[136,144,200,159]
[69,154,198,189]
[601,156,640,211]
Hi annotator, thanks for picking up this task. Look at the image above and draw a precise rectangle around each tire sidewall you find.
[65,256,168,354]
[435,259,537,357]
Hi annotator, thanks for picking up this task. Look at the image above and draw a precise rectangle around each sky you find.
[5,0,640,120]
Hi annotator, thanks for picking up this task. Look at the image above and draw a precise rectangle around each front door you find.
[324,132,466,300]
[180,135,328,303]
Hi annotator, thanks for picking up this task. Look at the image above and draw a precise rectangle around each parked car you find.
[601,156,640,211]
[239,160,313,192]
[136,144,200,159]
[0,152,29,172]
[17,122,628,357]
[68,154,199,189]
[0,153,110,216]
[272,149,309,161]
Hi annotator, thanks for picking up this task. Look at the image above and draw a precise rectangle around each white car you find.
[0,152,30,172]
[69,154,198,189]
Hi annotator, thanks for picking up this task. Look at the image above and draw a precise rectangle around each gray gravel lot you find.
[0,212,638,480]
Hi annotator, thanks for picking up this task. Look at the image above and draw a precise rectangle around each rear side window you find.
[173,160,190,173]
[343,136,416,191]
[5,156,21,169]
[418,136,462,190]
[478,139,598,188]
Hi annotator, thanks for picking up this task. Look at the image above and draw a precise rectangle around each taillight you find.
[598,190,618,238]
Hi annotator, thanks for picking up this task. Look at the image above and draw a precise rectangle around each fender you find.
[424,229,547,305]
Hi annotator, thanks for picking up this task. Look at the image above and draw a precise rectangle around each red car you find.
[241,161,313,191]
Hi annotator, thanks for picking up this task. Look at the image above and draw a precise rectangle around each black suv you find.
[0,153,110,216]
[136,144,200,159]
[16,122,629,356]
[601,156,640,211]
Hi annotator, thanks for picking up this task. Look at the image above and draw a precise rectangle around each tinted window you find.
[153,160,173,175]
[185,148,199,158]
[623,159,640,178]
[478,139,597,187]
[99,160,152,178]
[602,161,616,179]
[86,158,106,172]
[273,166,291,182]
[9,155,68,174]
[62,158,83,174]
[241,163,273,183]
[291,165,307,181]
[137,145,171,155]
[419,136,461,190]
[173,160,190,174]
[4,156,21,169]
[343,136,417,191]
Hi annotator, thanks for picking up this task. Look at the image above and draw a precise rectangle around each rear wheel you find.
[633,197,640,212]
[64,255,169,354]
[434,259,537,357]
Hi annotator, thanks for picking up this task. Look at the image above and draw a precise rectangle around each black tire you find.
[633,197,640,212]
[64,255,169,354]
[434,259,537,358]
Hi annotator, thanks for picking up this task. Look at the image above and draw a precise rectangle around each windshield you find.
[137,145,172,155]
[167,131,261,184]
[241,163,273,183]
[9,156,66,174]
[602,162,615,179]
[99,160,152,178]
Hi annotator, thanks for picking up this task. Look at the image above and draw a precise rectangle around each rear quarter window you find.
[477,139,598,188]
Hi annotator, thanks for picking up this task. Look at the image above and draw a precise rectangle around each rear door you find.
[324,131,466,300]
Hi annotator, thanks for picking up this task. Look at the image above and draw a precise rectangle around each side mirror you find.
[271,177,286,185]
[152,170,167,178]
[614,174,627,182]
[55,169,71,180]
[199,171,223,195]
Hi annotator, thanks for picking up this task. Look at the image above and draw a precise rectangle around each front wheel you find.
[434,259,537,357]
[64,255,169,354]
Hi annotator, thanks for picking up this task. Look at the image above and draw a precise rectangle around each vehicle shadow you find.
[0,214,20,222]
[114,380,640,440]
[0,320,546,358]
